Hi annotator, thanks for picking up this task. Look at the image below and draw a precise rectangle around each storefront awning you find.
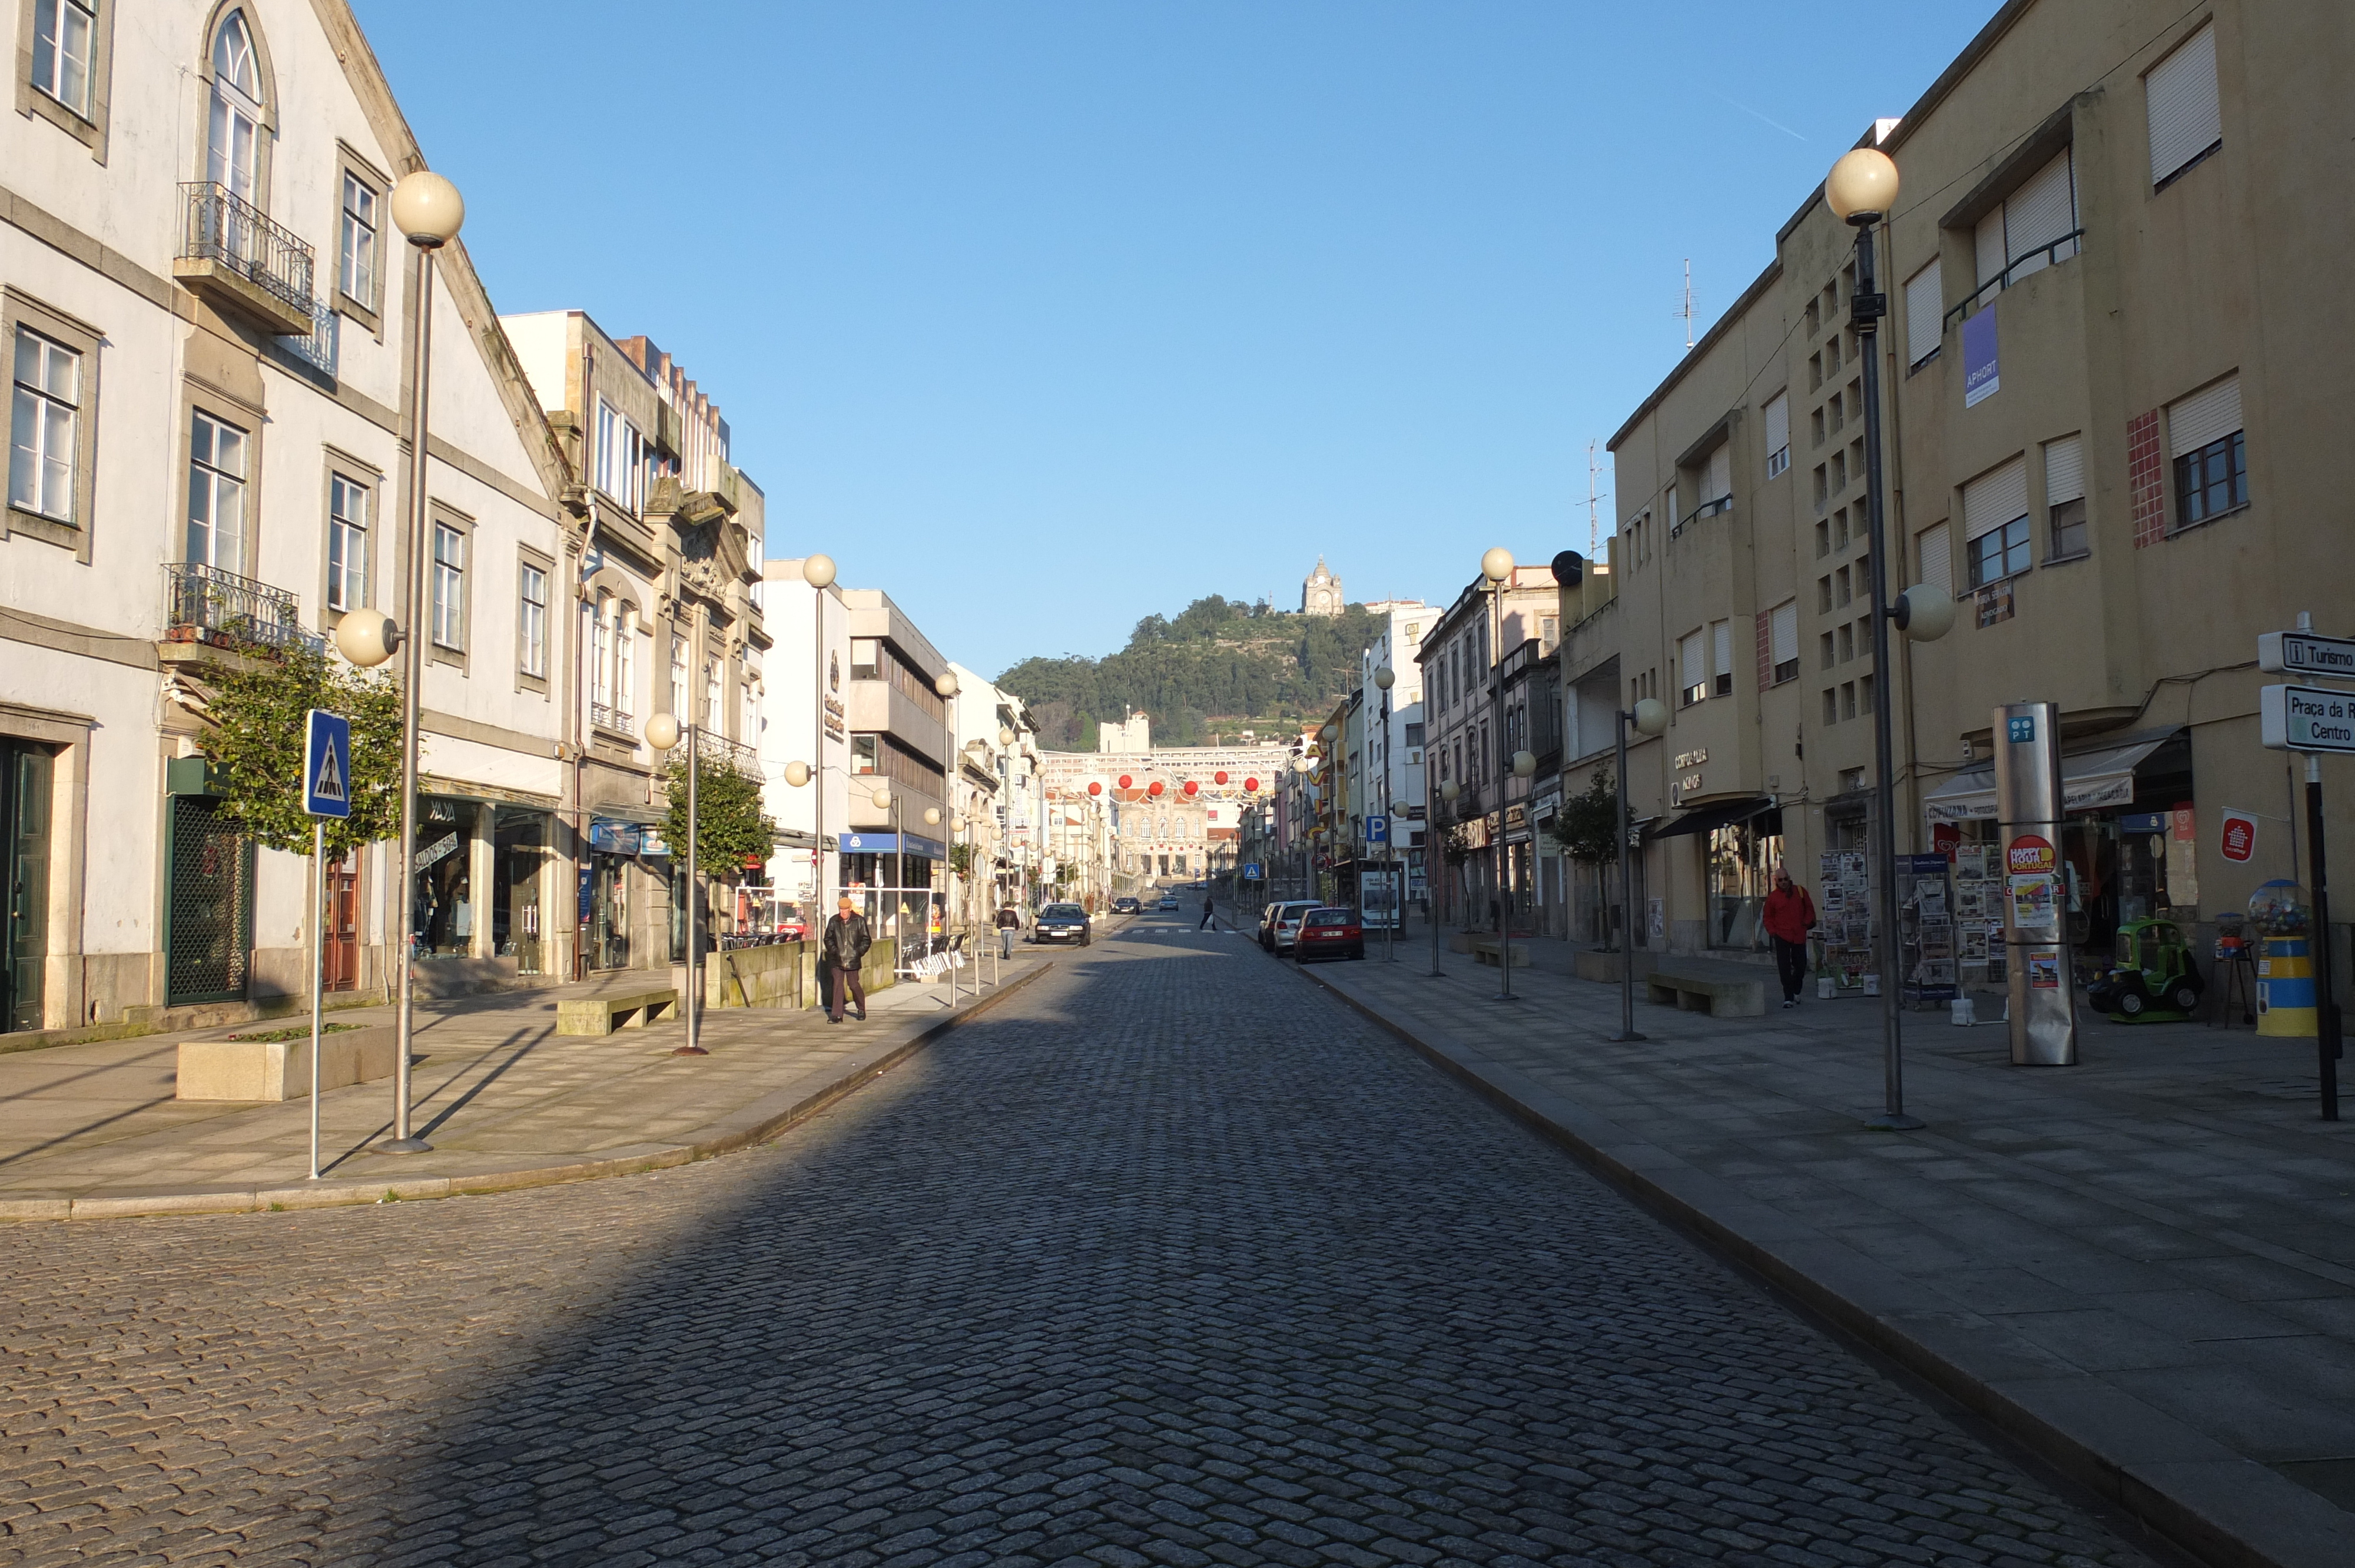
[1646,798,1775,842]
[1921,731,2177,822]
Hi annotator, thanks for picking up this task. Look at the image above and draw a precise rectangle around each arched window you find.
[591,592,613,711]
[207,11,263,202]
[617,606,638,717]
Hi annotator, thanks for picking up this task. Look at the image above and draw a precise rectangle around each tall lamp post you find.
[801,553,837,929]
[1374,663,1398,961]
[332,169,464,1155]
[1435,778,1459,976]
[643,712,709,1057]
[1826,146,1958,1131]
[1611,697,1671,1041]
[1479,548,1515,1001]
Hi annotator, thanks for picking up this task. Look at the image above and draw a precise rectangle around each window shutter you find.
[1703,443,1731,503]
[1764,393,1789,459]
[1680,630,1706,690]
[2043,433,2085,504]
[2147,24,2221,186]
[1917,521,1952,601]
[1904,259,1943,366]
[2168,374,2242,456]
[1713,619,1733,679]
[1666,483,1679,526]
[1770,602,1798,666]
[1963,457,2030,541]
[2004,150,2077,277]
[1975,207,2007,287]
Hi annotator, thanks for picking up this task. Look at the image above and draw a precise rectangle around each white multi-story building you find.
[1,0,581,1033]
[1359,603,1432,905]
[757,560,851,925]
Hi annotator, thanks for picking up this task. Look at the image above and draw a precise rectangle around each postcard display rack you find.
[1952,845,2008,992]
[1898,852,1960,1006]
[1816,851,1874,991]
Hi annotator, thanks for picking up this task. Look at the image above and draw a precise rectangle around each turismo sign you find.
[2258,630,2355,679]
[2261,684,2355,755]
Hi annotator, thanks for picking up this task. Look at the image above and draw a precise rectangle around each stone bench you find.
[1469,936,1531,967]
[556,988,679,1036]
[1645,961,1767,1018]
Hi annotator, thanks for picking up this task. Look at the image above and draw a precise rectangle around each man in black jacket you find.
[994,903,1020,959]
[822,895,872,1023]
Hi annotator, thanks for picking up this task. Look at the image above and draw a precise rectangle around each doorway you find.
[4,740,54,1033]
[323,850,360,992]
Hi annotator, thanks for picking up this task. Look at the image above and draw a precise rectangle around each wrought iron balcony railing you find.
[590,700,636,736]
[163,562,323,657]
[177,182,316,325]
[694,730,762,778]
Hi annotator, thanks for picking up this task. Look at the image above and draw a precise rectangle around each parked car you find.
[1293,906,1365,962]
[1259,900,1321,952]
[1033,903,1092,945]
[1157,894,1179,911]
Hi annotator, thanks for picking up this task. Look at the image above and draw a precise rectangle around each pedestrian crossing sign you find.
[304,709,352,819]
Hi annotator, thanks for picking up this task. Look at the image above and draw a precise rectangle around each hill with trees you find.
[997,596,1385,750]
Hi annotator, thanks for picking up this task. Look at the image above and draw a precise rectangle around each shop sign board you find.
[2261,683,2355,754]
[2220,809,2258,863]
[2257,630,2355,679]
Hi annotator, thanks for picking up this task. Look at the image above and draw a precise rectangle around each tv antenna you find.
[1679,259,1699,351]
[1586,441,1609,560]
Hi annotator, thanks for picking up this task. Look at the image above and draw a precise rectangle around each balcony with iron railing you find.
[161,563,324,659]
[1945,229,2084,331]
[174,182,317,337]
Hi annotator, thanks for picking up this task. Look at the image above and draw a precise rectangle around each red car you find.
[1293,906,1365,962]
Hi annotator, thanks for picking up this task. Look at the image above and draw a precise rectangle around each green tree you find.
[660,750,778,875]
[1548,766,1620,865]
[203,646,403,858]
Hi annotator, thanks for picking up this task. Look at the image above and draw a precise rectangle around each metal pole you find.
[812,580,825,978]
[677,722,706,1055]
[1383,685,1396,961]
[1492,580,1515,1001]
[309,820,324,1180]
[384,238,437,1154]
[2307,756,2341,1121]
[1853,215,1920,1131]
[1613,708,1644,1042]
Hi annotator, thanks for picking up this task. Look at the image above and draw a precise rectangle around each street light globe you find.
[644,712,681,751]
[1321,723,1337,740]
[801,553,837,589]
[783,760,811,787]
[389,170,465,247]
[935,670,959,697]
[334,607,399,668]
[1894,583,1956,642]
[1440,780,1461,803]
[924,807,942,826]
[1825,147,1899,224]
[1632,697,1670,738]
[871,786,893,810]
[1481,547,1515,583]
[1512,750,1537,779]
[1374,665,1395,690]
[998,726,1016,747]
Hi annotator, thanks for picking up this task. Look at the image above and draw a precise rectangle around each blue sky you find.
[354,1,2004,679]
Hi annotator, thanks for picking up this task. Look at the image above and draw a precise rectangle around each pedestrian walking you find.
[822,895,873,1024]
[995,902,1020,959]
[1762,865,1818,1009]
[1199,891,1215,931]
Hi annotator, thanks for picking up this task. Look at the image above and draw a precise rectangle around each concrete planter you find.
[175,1024,399,1102]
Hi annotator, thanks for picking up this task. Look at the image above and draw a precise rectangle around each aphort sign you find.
[2261,683,2355,755]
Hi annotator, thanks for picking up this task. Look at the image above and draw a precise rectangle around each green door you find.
[165,793,254,1005]
[4,741,53,1034]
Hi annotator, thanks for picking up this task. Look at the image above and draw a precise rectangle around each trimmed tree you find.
[660,749,779,878]
[203,646,404,858]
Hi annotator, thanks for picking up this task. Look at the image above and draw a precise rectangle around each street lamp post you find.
[1479,547,1516,1001]
[331,170,464,1155]
[802,553,836,934]
[1435,778,1460,976]
[642,712,706,1057]
[1375,663,1397,962]
[1826,146,1958,1130]
[1611,697,1671,1041]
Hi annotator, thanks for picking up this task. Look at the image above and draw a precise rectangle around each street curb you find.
[0,959,1058,1224]
[1286,957,2351,1568]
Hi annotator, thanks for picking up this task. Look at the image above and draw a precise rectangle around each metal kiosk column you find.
[1993,702,2078,1065]
[301,709,353,1180]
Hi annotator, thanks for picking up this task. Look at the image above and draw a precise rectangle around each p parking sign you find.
[304,709,352,819]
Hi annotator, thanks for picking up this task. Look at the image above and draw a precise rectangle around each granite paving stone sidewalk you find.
[0,949,1052,1217]
[1260,911,2355,1566]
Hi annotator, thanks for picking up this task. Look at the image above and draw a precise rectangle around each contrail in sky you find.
[1705,89,1808,142]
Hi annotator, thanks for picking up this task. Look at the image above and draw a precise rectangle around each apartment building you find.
[758,559,851,924]
[501,310,768,976]
[1417,565,1560,930]
[837,587,952,935]
[1594,0,2347,979]
[1,0,576,1033]
[1356,604,1432,906]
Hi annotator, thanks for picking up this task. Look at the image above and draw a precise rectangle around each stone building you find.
[1301,557,1344,616]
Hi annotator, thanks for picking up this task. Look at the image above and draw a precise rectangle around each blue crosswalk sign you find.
[304,709,351,819]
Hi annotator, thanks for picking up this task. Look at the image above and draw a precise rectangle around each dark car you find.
[1293,906,1365,962]
[1157,893,1179,911]
[1259,899,1321,952]
[1111,896,1142,914]
[1033,902,1092,946]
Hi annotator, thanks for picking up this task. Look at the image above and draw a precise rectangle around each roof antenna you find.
[1586,441,1604,559]
[1679,260,1699,352]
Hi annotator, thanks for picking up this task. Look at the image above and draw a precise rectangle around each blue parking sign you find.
[304,709,352,818]
[1367,815,1389,844]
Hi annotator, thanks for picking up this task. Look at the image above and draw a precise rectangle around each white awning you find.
[1922,734,2175,823]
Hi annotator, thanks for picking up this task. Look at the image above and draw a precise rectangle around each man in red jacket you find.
[1762,866,1817,1009]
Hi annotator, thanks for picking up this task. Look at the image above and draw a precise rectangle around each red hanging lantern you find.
[1088,781,1103,796]
[1118,774,1133,789]
[1215,770,1229,785]
[1148,780,1165,796]
[1244,776,1259,792]
[1183,780,1199,796]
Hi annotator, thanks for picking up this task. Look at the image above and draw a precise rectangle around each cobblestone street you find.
[5,915,2164,1566]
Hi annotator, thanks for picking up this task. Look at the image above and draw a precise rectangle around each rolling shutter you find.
[1702,443,1731,504]
[2168,374,2242,456]
[1770,602,1798,667]
[1713,620,1733,679]
[2147,24,2221,186]
[1763,393,1789,463]
[1975,208,2006,287]
[1916,521,1952,600]
[1963,457,2030,541]
[2043,433,2085,504]
[1904,259,1943,366]
[1680,629,1706,693]
[2004,150,2078,277]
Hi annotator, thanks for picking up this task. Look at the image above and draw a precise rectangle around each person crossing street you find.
[823,896,873,1023]
[1199,891,1216,931]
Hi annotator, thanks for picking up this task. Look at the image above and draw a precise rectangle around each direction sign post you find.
[301,711,352,1178]
[2260,629,2346,1121]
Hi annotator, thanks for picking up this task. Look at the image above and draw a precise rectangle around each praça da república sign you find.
[2260,683,2355,755]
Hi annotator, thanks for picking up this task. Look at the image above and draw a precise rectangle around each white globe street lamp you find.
[644,712,708,1057]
